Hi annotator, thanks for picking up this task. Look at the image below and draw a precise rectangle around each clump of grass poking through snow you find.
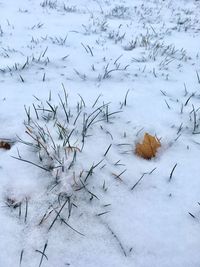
[12,88,131,239]
[10,88,135,260]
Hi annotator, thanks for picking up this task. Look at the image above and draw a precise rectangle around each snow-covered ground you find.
[0,0,200,266]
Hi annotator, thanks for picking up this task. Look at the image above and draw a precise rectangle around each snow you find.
[0,0,200,266]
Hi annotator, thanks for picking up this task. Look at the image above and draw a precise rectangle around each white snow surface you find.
[0,0,200,266]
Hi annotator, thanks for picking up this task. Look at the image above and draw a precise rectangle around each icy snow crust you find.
[0,0,200,266]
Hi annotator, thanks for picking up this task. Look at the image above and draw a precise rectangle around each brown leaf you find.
[0,141,11,150]
[135,133,161,159]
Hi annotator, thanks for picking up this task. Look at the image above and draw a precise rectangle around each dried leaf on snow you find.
[135,133,161,159]
[0,141,11,150]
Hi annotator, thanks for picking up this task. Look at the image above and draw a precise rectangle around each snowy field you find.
[0,0,200,266]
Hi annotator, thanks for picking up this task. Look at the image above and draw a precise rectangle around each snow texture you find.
[0,0,200,266]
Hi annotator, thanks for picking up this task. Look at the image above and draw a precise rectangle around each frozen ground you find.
[0,0,200,266]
